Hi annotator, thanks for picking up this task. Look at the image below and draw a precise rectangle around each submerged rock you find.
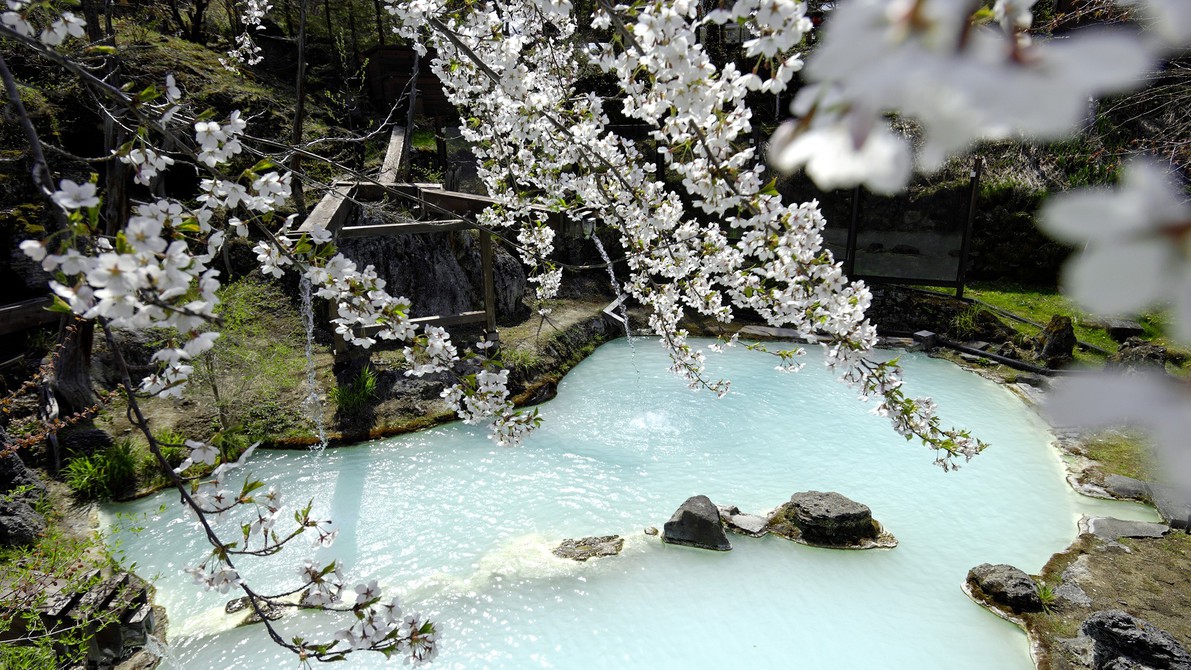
[1082,610,1191,670]
[227,595,284,626]
[552,535,624,561]
[662,495,731,551]
[966,563,1043,614]
[768,491,895,548]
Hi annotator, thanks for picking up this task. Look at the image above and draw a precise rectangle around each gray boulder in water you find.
[662,495,731,551]
[966,563,1043,614]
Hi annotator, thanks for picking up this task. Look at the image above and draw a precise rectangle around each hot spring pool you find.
[103,339,1155,669]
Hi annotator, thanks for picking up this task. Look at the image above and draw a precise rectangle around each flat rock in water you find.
[1085,517,1170,541]
[736,325,812,342]
[1103,475,1150,501]
[227,595,284,626]
[552,535,624,561]
[1082,610,1191,670]
[717,505,768,537]
[662,495,731,551]
[966,563,1043,614]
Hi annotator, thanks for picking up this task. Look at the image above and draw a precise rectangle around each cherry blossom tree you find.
[2,0,1189,664]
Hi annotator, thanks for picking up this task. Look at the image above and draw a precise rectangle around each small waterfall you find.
[142,633,171,664]
[592,235,634,346]
[299,275,327,450]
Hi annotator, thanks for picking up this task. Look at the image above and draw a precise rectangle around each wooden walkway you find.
[296,125,504,335]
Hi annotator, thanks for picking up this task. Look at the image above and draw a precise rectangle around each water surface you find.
[105,340,1154,669]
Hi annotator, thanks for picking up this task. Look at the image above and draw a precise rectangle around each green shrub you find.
[1037,582,1057,613]
[330,365,378,415]
[63,442,137,501]
[949,305,986,340]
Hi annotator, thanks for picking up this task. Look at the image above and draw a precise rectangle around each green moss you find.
[1084,431,1157,483]
[965,282,1119,357]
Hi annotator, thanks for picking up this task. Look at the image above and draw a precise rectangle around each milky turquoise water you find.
[103,340,1155,669]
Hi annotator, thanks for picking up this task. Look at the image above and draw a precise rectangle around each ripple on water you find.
[103,339,1156,670]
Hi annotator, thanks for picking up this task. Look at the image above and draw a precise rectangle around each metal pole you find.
[955,156,983,300]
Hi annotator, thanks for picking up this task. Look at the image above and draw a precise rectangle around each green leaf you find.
[759,178,779,197]
[47,294,73,314]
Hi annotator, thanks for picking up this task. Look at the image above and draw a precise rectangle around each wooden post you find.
[399,50,419,182]
[845,185,861,278]
[480,229,497,334]
[434,115,449,183]
[956,156,983,300]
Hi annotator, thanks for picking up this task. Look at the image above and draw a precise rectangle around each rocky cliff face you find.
[338,221,528,325]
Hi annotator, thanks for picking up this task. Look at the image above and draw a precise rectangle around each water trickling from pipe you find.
[592,234,640,384]
[592,235,633,344]
[299,275,327,450]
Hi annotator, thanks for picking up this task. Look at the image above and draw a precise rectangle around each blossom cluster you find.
[768,0,1189,193]
[386,0,984,463]
[1,1,85,47]
[220,0,273,70]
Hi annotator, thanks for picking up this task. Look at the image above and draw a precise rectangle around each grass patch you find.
[1084,430,1157,483]
[63,441,137,501]
[965,282,1189,372]
[965,281,1119,354]
[411,127,438,151]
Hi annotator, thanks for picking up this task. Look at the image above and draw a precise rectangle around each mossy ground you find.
[965,282,1189,371]
[1024,532,1191,670]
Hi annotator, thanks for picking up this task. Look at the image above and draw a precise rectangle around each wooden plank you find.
[338,219,473,238]
[0,296,57,336]
[480,230,496,333]
[411,311,486,327]
[379,125,406,185]
[360,311,486,333]
[295,183,354,236]
[419,187,497,216]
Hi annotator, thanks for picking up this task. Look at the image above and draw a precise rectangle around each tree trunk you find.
[52,320,97,419]
[374,0,385,45]
[289,0,309,217]
[81,0,104,42]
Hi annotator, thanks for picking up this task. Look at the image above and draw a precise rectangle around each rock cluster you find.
[1082,610,1191,670]
[1107,337,1168,372]
[0,430,47,548]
